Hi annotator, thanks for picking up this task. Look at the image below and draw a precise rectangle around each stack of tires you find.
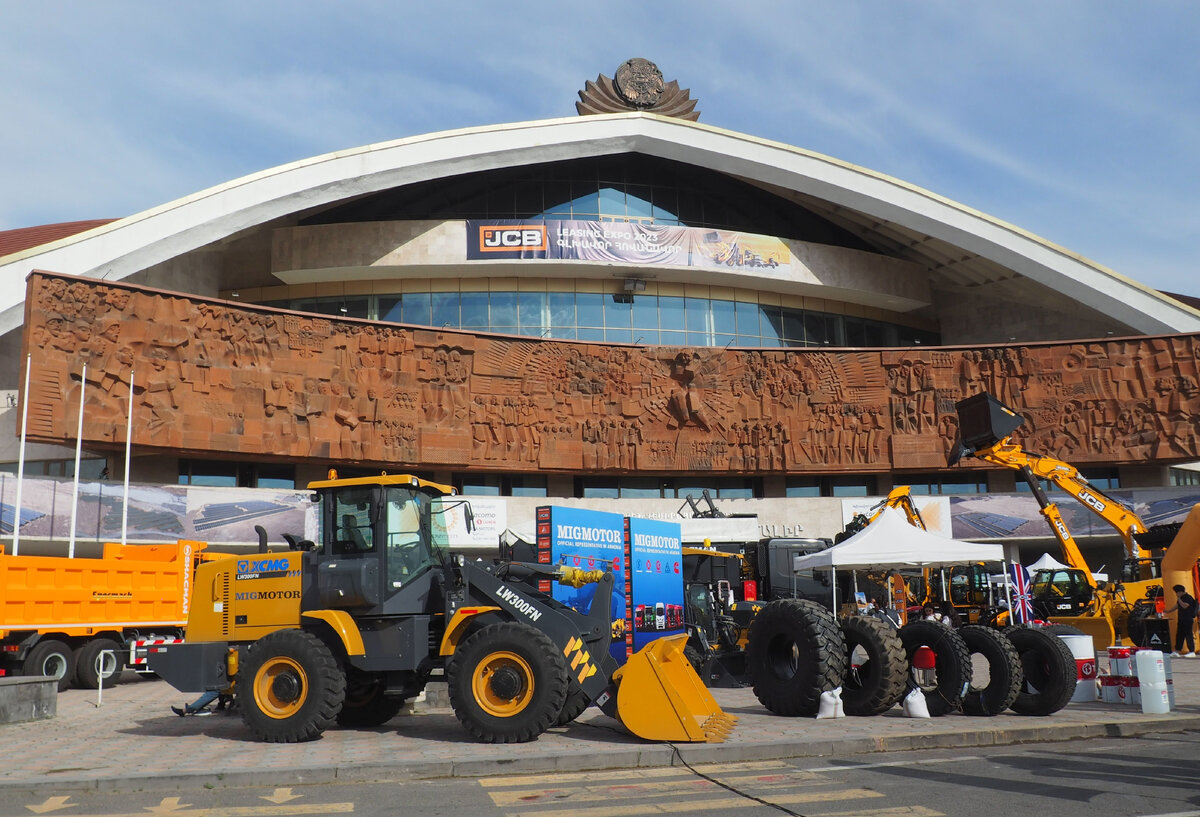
[745,599,1078,717]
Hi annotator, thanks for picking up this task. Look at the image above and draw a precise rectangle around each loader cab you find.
[1030,568,1094,617]
[307,475,456,618]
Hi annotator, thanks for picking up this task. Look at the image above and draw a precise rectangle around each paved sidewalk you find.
[3,654,1199,796]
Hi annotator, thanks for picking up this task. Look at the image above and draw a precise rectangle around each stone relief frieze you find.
[20,273,1200,473]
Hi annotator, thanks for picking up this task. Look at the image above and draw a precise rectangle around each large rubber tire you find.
[239,629,346,743]
[1007,627,1077,715]
[959,625,1022,716]
[1126,602,1157,647]
[336,669,405,727]
[23,639,76,692]
[841,616,907,716]
[899,621,970,716]
[1044,624,1086,636]
[75,638,123,690]
[554,683,590,727]
[447,621,568,743]
[746,598,846,716]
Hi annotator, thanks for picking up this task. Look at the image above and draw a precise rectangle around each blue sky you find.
[2,2,1197,295]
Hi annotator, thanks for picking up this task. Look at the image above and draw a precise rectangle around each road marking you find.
[487,773,834,807]
[145,798,189,815]
[259,791,302,805]
[497,788,885,817]
[805,756,982,773]
[26,797,74,814]
[18,803,353,817]
[480,760,792,787]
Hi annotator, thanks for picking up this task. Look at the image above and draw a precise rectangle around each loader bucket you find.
[613,633,737,743]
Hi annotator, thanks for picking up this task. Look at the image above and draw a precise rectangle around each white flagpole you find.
[12,354,31,556]
[121,370,134,546]
[68,363,86,558]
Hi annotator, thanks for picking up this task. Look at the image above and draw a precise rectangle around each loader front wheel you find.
[447,622,568,743]
[239,630,346,743]
[337,669,405,727]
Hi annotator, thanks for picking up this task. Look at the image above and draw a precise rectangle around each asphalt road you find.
[6,731,1198,817]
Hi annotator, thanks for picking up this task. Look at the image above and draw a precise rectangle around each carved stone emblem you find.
[614,58,664,108]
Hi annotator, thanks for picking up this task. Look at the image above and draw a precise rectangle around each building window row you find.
[267,291,938,349]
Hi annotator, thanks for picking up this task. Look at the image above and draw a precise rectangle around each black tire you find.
[841,616,907,716]
[336,669,405,727]
[746,598,846,716]
[959,625,1022,716]
[447,621,568,743]
[1126,602,1157,647]
[683,644,706,676]
[239,629,346,742]
[899,621,970,716]
[23,639,76,692]
[1007,627,1077,715]
[554,683,591,727]
[75,638,123,690]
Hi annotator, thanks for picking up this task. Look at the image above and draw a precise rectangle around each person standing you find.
[1165,584,1198,657]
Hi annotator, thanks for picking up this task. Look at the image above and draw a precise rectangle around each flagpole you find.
[68,363,86,558]
[12,354,31,556]
[121,370,134,546]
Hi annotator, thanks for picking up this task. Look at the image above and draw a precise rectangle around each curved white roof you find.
[2,112,1197,337]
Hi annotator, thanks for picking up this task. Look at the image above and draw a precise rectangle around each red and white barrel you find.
[1099,674,1122,703]
[1108,646,1133,676]
[1060,634,1098,702]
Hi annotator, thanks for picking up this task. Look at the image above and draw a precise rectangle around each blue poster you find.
[628,517,685,652]
[538,506,628,662]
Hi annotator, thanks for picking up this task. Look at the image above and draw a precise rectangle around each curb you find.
[8,712,1200,797]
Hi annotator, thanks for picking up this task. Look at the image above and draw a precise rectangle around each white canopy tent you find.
[1028,552,1069,572]
[790,507,1006,614]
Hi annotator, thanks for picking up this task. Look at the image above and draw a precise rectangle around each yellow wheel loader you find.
[149,471,732,744]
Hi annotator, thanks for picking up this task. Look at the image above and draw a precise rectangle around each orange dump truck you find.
[0,540,211,690]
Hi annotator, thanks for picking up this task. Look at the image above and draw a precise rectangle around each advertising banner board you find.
[627,517,685,652]
[536,506,628,662]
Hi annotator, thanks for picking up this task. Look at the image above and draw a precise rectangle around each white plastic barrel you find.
[1060,635,1098,702]
[1135,649,1170,714]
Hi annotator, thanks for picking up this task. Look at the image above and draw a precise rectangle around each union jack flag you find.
[1009,563,1034,624]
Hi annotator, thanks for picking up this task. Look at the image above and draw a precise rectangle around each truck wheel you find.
[554,684,590,727]
[899,621,970,716]
[841,616,907,715]
[239,630,346,743]
[1008,627,1077,715]
[336,669,404,727]
[746,598,846,716]
[75,638,123,690]
[447,622,568,743]
[959,625,1022,715]
[23,639,76,692]
[1125,602,1157,646]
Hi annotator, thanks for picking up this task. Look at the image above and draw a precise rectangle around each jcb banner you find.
[467,219,788,269]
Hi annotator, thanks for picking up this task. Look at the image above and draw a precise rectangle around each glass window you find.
[458,475,501,496]
[712,300,737,335]
[581,478,619,499]
[782,310,805,345]
[830,476,876,497]
[606,327,634,344]
[660,330,685,345]
[598,187,625,216]
[549,292,576,329]
[256,464,296,489]
[631,295,659,331]
[179,460,237,487]
[570,192,599,218]
[659,296,685,332]
[603,294,632,331]
[576,293,604,327]
[685,297,708,334]
[489,292,518,330]
[518,292,547,332]
[402,293,431,327]
[619,478,663,498]
[460,292,489,330]
[785,478,821,498]
[379,296,403,324]
[430,292,458,328]
[760,305,783,346]
[735,301,760,339]
[333,487,375,554]
[509,475,548,497]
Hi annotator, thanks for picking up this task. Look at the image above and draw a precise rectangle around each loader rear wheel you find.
[447,622,568,743]
[746,598,846,716]
[239,630,345,743]
[75,638,123,690]
[336,669,404,727]
[1008,627,1077,715]
[899,621,970,716]
[841,616,907,715]
[959,625,1022,716]
[23,639,75,692]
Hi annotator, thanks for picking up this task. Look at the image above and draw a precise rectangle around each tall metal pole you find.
[121,370,134,546]
[68,364,86,558]
[12,354,31,556]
